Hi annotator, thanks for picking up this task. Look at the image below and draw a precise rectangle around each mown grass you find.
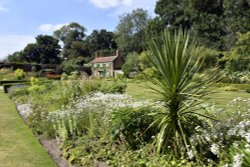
[126,80,250,110]
[0,90,55,167]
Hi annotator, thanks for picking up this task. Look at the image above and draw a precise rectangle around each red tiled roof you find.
[91,56,118,63]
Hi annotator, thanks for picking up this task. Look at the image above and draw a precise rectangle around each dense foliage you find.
[6,35,61,64]
[154,0,250,50]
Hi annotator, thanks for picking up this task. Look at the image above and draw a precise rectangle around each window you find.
[106,71,110,77]
[94,64,97,67]
[100,63,103,67]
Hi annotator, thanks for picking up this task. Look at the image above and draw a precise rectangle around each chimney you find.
[116,50,119,57]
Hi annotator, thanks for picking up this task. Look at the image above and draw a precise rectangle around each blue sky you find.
[0,0,157,60]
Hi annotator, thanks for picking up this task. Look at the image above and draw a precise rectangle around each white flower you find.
[187,150,194,159]
[210,143,219,155]
[233,153,244,167]
[16,103,33,119]
[244,133,250,143]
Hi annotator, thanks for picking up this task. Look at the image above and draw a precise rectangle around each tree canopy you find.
[6,35,61,64]
[54,22,87,59]
[115,8,151,56]
[154,0,250,50]
[87,29,117,56]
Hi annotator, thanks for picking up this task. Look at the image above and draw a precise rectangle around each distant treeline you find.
[0,62,61,72]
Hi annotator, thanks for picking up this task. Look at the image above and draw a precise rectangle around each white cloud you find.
[38,23,68,33]
[0,35,35,60]
[0,3,8,12]
[89,0,121,8]
[89,0,157,15]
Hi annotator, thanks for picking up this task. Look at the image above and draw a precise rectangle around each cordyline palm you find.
[147,29,219,157]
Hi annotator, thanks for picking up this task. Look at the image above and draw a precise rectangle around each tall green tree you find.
[223,0,250,49]
[8,35,61,64]
[6,51,25,63]
[87,29,117,56]
[154,0,193,30]
[35,35,61,64]
[22,43,40,63]
[226,31,250,72]
[54,22,87,59]
[115,8,150,56]
[154,0,250,50]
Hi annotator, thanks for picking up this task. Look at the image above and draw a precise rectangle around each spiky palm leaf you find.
[147,29,220,156]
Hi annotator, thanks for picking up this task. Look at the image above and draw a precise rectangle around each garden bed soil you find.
[39,138,71,167]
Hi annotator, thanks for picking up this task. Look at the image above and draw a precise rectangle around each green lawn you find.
[0,90,55,167]
[126,81,250,110]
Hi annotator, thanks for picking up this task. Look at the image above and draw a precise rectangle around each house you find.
[90,50,124,77]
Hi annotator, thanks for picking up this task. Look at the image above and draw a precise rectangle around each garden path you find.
[0,91,56,167]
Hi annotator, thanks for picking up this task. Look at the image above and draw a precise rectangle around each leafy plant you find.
[15,69,25,80]
[122,52,139,78]
[147,29,220,156]
[246,88,250,93]
[229,141,250,167]
[110,107,158,149]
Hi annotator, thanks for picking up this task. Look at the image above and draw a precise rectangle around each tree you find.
[35,35,61,64]
[87,29,117,56]
[155,0,192,30]
[145,17,165,38]
[62,57,85,74]
[67,41,89,59]
[54,22,87,59]
[223,0,250,49]
[225,31,250,72]
[21,43,40,63]
[191,0,226,50]
[122,52,139,77]
[6,35,61,64]
[8,35,61,64]
[115,8,150,56]
[154,0,250,50]
[147,29,219,156]
[155,0,225,50]
[6,51,25,63]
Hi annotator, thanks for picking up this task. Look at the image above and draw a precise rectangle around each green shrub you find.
[30,77,40,85]
[0,68,15,80]
[28,85,46,93]
[246,88,250,93]
[60,73,68,80]
[115,73,124,80]
[122,52,139,78]
[15,69,25,80]
[196,46,221,70]
[27,105,54,136]
[220,71,250,84]
[8,85,29,99]
[84,79,127,94]
[110,107,158,149]
[68,71,78,80]
[225,31,250,72]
